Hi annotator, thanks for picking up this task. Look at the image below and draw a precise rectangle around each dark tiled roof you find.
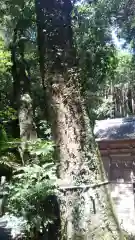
[94,117,135,140]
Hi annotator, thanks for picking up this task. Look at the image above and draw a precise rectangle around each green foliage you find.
[0,38,11,74]
[0,107,16,121]
[95,96,114,119]
[8,163,56,215]
[112,0,135,49]
[30,139,54,157]
[7,140,57,237]
[74,1,117,94]
[91,50,134,121]
[0,38,12,108]
[73,1,118,123]
[0,0,35,31]
[0,125,21,170]
[37,120,52,140]
[114,51,134,85]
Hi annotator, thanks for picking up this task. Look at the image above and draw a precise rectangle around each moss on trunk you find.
[11,26,37,164]
[35,0,124,239]
[49,73,123,240]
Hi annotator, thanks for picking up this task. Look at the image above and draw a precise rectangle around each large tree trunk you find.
[35,0,123,239]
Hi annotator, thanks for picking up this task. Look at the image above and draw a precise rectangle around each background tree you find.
[0,1,57,238]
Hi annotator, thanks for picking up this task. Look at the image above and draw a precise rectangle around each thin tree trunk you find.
[35,0,123,239]
[11,26,37,164]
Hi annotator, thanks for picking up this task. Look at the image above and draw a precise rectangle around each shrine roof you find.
[94,117,135,141]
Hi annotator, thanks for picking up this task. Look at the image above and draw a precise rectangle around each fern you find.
[0,134,57,237]
[7,140,57,238]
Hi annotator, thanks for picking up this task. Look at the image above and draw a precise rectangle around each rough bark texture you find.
[50,74,123,240]
[11,26,37,163]
[19,94,37,142]
[35,0,123,239]
[18,93,37,163]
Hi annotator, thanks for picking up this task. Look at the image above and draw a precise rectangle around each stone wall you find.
[110,183,135,234]
[97,140,135,234]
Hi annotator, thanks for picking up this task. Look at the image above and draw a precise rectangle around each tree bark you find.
[11,26,37,164]
[35,0,123,239]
